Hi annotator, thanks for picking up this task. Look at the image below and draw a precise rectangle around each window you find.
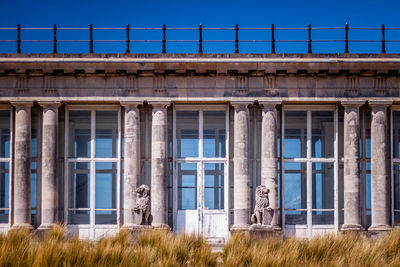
[392,109,400,225]
[0,109,11,224]
[282,107,337,230]
[360,108,371,227]
[66,107,121,226]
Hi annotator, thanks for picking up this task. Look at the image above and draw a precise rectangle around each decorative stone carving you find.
[133,185,153,225]
[251,185,273,225]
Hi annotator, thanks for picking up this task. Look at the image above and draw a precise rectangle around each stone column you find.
[121,102,141,227]
[369,101,392,232]
[341,101,364,231]
[150,102,169,228]
[231,102,251,231]
[38,102,60,230]
[12,102,33,229]
[260,101,281,228]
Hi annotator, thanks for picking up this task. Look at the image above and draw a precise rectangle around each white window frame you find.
[281,105,338,236]
[64,105,121,238]
[391,105,400,226]
[172,104,230,234]
[0,105,12,228]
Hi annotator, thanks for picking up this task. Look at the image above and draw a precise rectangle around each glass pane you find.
[31,109,39,158]
[284,162,307,224]
[0,111,10,158]
[68,162,90,224]
[312,162,334,225]
[394,164,400,225]
[0,162,9,223]
[69,111,91,158]
[96,111,118,158]
[312,111,334,158]
[31,161,37,213]
[176,111,199,158]
[204,163,224,210]
[284,111,307,158]
[95,162,117,209]
[203,111,226,158]
[178,163,197,209]
[393,111,400,159]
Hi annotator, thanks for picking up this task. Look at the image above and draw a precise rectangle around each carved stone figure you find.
[251,185,273,225]
[133,184,153,225]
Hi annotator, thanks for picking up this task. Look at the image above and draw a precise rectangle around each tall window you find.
[31,107,41,227]
[66,107,121,226]
[392,108,400,225]
[0,109,11,224]
[282,107,336,231]
[360,108,371,227]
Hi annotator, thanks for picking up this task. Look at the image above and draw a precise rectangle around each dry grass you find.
[0,225,217,267]
[2,226,400,266]
[223,231,400,267]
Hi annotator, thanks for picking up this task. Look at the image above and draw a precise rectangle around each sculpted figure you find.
[133,184,153,225]
[251,185,272,225]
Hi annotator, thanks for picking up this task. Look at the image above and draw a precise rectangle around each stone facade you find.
[0,54,400,239]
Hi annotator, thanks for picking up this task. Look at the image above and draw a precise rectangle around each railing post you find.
[126,24,130,54]
[345,23,349,53]
[53,24,57,54]
[271,24,276,54]
[162,24,166,53]
[17,24,21,54]
[89,24,94,54]
[198,24,203,54]
[308,24,312,54]
[235,24,239,53]
[381,24,386,54]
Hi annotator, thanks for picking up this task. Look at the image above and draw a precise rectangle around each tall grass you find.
[223,231,400,267]
[2,226,400,266]
[0,225,217,266]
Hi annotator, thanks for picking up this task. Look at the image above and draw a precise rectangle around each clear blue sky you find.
[1,1,399,53]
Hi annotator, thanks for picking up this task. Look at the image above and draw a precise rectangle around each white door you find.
[173,106,229,241]
[175,161,228,240]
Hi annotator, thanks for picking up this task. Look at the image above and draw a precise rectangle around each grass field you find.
[1,225,400,266]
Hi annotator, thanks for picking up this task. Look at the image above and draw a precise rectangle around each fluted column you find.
[260,101,281,228]
[150,102,169,227]
[121,102,141,227]
[341,101,364,231]
[369,101,392,232]
[12,102,33,229]
[38,102,60,230]
[231,102,251,230]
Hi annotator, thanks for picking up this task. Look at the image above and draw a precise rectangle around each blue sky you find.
[1,0,400,53]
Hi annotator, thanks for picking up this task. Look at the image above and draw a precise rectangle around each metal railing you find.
[0,23,399,54]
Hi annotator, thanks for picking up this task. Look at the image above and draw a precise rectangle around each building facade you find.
[0,54,399,241]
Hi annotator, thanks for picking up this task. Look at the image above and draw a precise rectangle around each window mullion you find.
[90,110,95,234]
[307,110,312,235]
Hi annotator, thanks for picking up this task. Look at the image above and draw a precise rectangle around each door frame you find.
[172,104,229,238]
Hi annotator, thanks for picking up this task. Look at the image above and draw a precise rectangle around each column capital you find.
[231,101,253,110]
[341,100,365,108]
[37,101,61,109]
[10,101,33,109]
[259,100,281,110]
[120,101,142,109]
[368,100,393,109]
[148,101,171,109]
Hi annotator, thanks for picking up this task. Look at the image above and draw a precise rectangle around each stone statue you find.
[133,184,153,225]
[251,185,273,225]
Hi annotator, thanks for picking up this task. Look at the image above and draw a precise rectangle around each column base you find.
[230,224,250,235]
[249,224,282,239]
[341,224,364,232]
[368,224,392,232]
[11,223,34,231]
[367,224,392,238]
